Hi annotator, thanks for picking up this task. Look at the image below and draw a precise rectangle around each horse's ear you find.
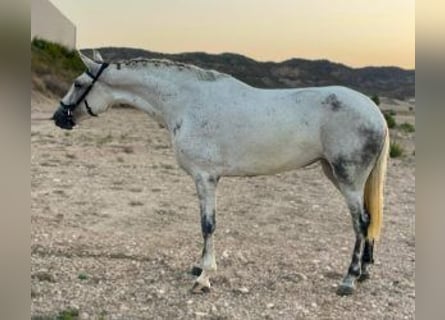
[78,50,99,71]
[92,49,104,63]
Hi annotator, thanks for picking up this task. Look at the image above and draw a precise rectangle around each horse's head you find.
[53,50,113,130]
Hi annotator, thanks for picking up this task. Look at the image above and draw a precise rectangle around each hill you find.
[31,39,414,100]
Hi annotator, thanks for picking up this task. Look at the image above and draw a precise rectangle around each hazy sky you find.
[50,0,415,69]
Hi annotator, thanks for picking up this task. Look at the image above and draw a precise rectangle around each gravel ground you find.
[31,94,415,319]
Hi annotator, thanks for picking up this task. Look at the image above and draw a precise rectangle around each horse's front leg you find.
[191,173,219,293]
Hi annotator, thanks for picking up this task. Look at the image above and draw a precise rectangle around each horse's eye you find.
[74,82,82,88]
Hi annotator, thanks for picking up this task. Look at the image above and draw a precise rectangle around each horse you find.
[52,50,389,296]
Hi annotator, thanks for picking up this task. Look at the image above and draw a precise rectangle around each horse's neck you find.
[109,67,187,127]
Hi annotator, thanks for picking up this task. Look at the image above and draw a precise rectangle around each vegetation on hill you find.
[31,38,84,96]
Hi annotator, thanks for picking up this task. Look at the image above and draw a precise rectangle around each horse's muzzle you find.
[52,106,76,130]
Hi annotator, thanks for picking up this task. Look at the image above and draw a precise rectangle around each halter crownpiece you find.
[59,62,110,117]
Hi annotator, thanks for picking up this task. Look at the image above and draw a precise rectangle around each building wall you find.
[31,0,76,49]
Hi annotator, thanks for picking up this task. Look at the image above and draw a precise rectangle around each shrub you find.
[383,112,396,129]
[390,142,404,158]
[56,308,79,320]
[371,94,380,106]
[78,272,88,280]
[399,122,415,133]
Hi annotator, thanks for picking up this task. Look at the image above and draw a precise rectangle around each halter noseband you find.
[60,62,110,117]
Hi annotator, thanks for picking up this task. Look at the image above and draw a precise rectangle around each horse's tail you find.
[364,127,390,241]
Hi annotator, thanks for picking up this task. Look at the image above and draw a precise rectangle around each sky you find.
[50,0,415,69]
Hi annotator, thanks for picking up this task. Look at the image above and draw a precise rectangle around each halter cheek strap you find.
[60,62,110,117]
[84,100,97,117]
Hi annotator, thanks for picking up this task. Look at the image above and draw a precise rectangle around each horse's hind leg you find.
[321,159,374,293]
[336,185,369,295]
[359,236,374,282]
[323,155,374,295]
[191,173,218,293]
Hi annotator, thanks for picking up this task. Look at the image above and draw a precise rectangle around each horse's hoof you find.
[336,285,355,296]
[191,281,211,294]
[191,266,203,276]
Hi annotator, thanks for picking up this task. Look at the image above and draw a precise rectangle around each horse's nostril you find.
[53,107,75,130]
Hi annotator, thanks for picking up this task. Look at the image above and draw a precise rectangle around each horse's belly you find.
[219,131,323,176]
[222,153,320,176]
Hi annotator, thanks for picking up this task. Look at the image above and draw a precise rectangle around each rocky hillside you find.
[89,47,414,99]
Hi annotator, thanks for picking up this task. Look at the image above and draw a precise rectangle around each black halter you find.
[60,62,109,117]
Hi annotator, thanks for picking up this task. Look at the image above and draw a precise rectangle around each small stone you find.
[266,303,275,309]
[236,287,249,294]
[295,272,307,281]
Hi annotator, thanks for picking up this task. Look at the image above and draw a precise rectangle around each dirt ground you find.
[31,93,415,320]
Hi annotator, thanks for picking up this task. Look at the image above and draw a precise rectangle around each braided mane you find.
[113,58,229,81]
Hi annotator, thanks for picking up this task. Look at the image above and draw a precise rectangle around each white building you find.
[31,0,76,49]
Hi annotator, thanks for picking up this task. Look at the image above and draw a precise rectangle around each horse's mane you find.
[113,58,229,81]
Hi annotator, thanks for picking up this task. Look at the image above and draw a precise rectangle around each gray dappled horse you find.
[53,50,389,295]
